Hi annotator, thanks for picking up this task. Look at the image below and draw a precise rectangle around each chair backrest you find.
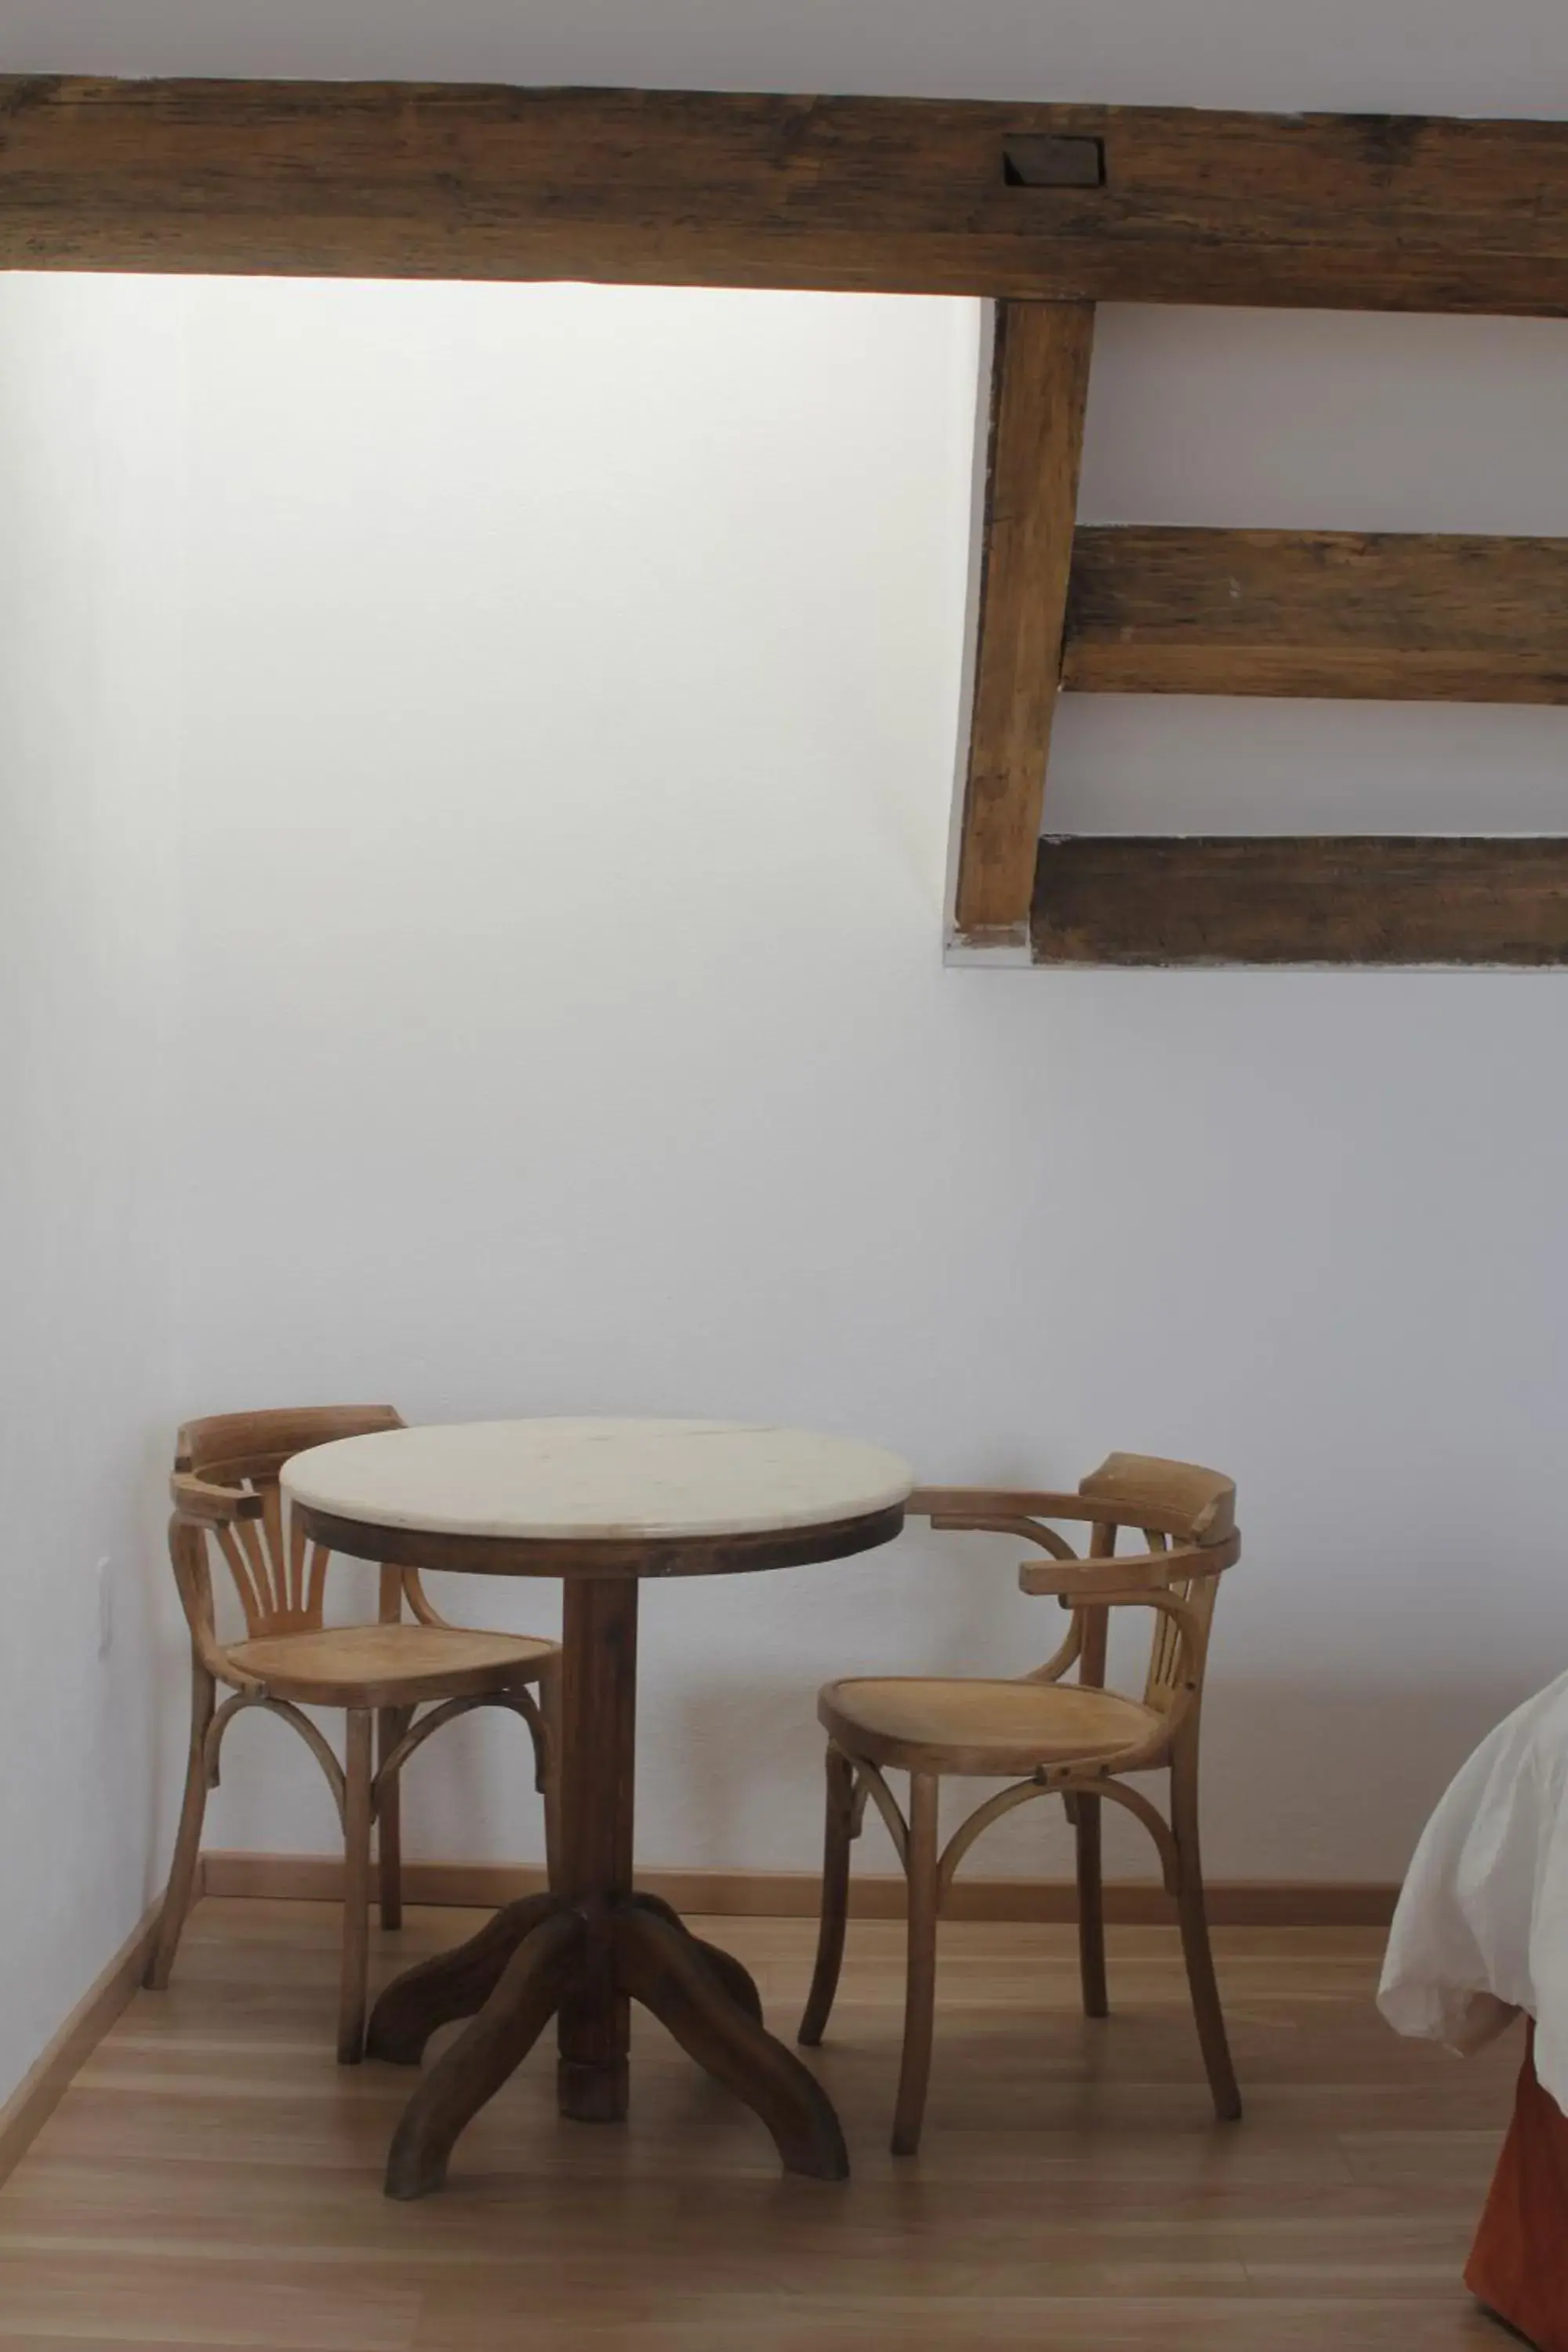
[913,1451,1239,1718]
[171,1404,405,1639]
[1075,1454,1237,1715]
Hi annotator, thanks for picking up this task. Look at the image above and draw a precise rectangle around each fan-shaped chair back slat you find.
[172,1404,405,1639]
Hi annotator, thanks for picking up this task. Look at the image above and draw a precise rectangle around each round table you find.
[281,1416,912,2198]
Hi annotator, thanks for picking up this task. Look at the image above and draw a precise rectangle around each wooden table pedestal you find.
[366,1577,849,2198]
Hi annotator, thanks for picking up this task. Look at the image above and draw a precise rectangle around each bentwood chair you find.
[799,1452,1241,2154]
[147,1405,561,2060]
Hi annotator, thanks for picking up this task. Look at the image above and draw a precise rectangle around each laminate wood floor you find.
[0,1897,1521,2350]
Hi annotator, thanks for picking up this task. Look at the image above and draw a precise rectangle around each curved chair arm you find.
[1018,1526,1240,1600]
[912,1455,1235,1549]
[170,1468,263,1526]
[912,1486,1088,1530]
[924,1509,1081,1560]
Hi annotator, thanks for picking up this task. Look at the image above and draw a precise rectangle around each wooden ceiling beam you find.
[952,300,1094,946]
[9,74,1568,969]
[1031,836,1568,966]
[5,79,1568,311]
[1062,528,1568,703]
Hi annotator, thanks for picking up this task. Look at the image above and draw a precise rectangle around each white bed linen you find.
[1379,1668,1568,2116]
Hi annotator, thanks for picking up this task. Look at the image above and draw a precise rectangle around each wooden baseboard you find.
[0,1888,172,2191]
[200,1851,1398,1929]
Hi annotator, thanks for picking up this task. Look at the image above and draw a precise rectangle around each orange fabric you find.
[1467,2027,1568,2352]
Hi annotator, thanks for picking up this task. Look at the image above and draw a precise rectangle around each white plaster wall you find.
[0,278,185,2106]
[2,7,1566,2049]
[1,0,1565,115]
[166,275,1568,1889]
[1052,305,1568,833]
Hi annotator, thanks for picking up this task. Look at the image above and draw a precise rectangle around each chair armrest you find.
[170,1469,263,1525]
[910,1490,1086,1563]
[914,1461,1236,1548]
[910,1485,1094,1526]
[1018,1526,1240,1599]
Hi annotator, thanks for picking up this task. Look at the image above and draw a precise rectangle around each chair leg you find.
[1170,1743,1241,2122]
[1073,1791,1109,2019]
[891,1770,940,2158]
[146,1659,216,1990]
[377,1706,412,1930]
[339,1710,375,2064]
[799,1744,858,2046]
[539,1659,562,1894]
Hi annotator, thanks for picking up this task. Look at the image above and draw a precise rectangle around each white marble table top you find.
[281,1417,914,1544]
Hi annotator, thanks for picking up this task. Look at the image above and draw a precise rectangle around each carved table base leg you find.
[384,1908,584,2200]
[366,1893,568,2065]
[374,1890,846,2197]
[372,1570,847,2196]
[615,1905,849,2180]
[556,1909,629,2125]
[629,1890,765,2026]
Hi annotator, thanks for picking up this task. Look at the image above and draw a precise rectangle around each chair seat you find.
[227,1622,557,1708]
[818,1675,1163,1777]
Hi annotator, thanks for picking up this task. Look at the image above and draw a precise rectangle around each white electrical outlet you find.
[96,1556,113,1657]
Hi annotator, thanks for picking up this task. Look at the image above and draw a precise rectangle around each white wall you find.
[2,0,1565,115]
[0,278,185,2106]
[2,6,1567,2069]
[168,276,1568,1891]
[1053,304,1568,833]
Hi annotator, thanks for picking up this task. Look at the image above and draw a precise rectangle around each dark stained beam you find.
[5,81,1568,312]
[1031,836,1568,966]
[953,299,1095,945]
[1062,529,1568,703]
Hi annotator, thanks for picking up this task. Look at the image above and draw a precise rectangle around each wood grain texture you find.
[384,1909,584,2201]
[200,1849,1403,1926]
[818,1462,1241,2152]
[819,1676,1165,1777]
[223,1623,558,1709]
[953,299,1095,942]
[296,1501,907,1582]
[0,1894,1518,2350]
[554,1577,638,2125]
[360,1545,864,2191]
[7,81,1568,314]
[1033,836,1568,966]
[153,1406,561,2050]
[0,1896,166,2190]
[1062,528,1568,701]
[629,1892,767,2025]
[615,1904,849,2180]
[799,1747,859,2045]
[367,1894,567,2067]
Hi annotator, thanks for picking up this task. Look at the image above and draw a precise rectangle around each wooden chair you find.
[147,1405,561,2061]
[799,1451,1241,2154]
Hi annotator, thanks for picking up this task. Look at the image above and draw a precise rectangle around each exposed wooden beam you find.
[5,81,1568,314]
[10,74,1568,974]
[1032,836,1568,965]
[1062,528,1568,702]
[952,300,1095,946]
